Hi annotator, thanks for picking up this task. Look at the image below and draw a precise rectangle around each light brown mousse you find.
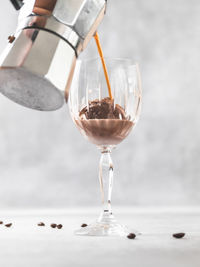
[75,97,134,146]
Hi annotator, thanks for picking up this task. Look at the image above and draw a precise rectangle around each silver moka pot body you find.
[0,0,107,110]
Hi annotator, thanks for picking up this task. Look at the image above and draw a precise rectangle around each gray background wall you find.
[0,0,200,208]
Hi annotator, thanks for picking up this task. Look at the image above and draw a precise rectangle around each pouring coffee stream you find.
[94,32,113,100]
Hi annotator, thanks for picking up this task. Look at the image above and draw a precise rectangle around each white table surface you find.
[0,207,199,267]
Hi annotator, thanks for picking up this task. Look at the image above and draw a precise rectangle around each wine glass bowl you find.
[69,58,142,236]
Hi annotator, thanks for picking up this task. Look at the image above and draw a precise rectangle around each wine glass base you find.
[74,222,131,236]
[74,212,138,237]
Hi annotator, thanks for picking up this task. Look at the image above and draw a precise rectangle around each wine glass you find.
[68,57,142,236]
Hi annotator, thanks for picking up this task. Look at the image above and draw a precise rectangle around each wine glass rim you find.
[78,57,138,65]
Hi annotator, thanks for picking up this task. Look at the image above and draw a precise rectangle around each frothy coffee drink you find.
[75,97,134,146]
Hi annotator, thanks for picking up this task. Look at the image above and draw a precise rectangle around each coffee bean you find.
[0,221,3,224]
[5,223,12,228]
[173,233,185,239]
[8,35,15,43]
[81,223,88,227]
[57,224,63,229]
[38,222,45,226]
[127,233,136,239]
[51,223,57,228]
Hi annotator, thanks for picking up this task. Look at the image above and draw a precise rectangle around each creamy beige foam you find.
[75,119,134,146]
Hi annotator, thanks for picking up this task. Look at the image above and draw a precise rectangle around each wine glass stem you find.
[99,148,113,215]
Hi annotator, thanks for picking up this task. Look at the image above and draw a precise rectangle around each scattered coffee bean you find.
[173,233,185,239]
[0,221,3,224]
[127,233,136,239]
[81,223,88,227]
[5,223,12,228]
[57,224,63,229]
[8,35,15,43]
[38,222,45,226]
[51,223,57,228]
